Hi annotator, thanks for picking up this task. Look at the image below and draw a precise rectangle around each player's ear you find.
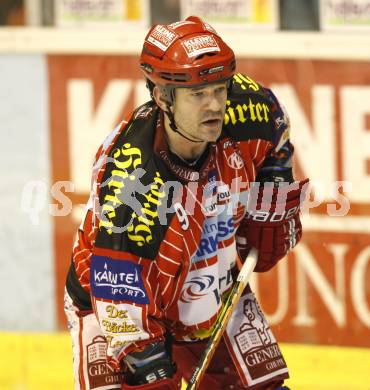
[153,86,169,112]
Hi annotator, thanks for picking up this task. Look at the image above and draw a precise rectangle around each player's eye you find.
[215,86,227,94]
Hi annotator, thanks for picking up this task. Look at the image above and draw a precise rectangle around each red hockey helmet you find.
[140,16,236,103]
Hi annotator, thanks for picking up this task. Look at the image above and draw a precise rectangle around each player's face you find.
[172,81,228,142]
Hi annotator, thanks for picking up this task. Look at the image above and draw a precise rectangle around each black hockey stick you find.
[186,247,258,390]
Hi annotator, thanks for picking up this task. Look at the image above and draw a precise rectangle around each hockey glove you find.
[121,364,180,390]
[236,179,309,272]
[122,342,180,389]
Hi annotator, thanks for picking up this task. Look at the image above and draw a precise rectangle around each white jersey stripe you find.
[163,239,182,252]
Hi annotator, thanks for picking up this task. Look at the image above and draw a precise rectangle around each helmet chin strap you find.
[165,104,205,144]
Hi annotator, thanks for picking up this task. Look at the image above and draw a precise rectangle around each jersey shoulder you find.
[94,101,176,260]
[222,73,289,150]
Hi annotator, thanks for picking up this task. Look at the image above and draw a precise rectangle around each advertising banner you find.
[55,0,149,28]
[47,55,370,348]
[180,0,278,29]
[320,0,370,31]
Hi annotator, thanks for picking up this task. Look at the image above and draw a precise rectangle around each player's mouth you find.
[201,118,222,127]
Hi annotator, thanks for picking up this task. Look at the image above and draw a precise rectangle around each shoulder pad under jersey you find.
[222,73,290,151]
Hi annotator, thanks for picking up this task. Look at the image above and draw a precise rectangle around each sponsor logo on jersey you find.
[275,115,285,129]
[91,256,149,304]
[193,215,234,261]
[86,335,123,387]
[227,152,244,169]
[203,170,218,216]
[204,170,217,195]
[180,267,233,306]
[147,25,177,51]
[127,170,166,247]
[224,98,270,126]
[101,304,141,335]
[99,141,166,247]
[180,274,215,303]
[225,293,287,385]
[178,262,234,326]
[217,184,231,203]
[203,199,218,217]
[182,35,220,58]
[96,301,149,350]
[245,206,299,222]
[99,142,143,235]
[202,172,231,213]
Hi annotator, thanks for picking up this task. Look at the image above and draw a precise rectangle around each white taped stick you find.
[186,248,258,390]
[237,247,258,283]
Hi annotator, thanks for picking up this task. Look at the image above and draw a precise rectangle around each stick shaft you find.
[186,248,258,390]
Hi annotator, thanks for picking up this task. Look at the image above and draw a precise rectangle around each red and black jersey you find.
[66,73,292,368]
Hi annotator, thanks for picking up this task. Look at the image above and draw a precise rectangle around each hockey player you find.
[65,16,308,390]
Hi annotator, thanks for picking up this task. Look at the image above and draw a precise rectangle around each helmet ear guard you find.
[146,78,174,108]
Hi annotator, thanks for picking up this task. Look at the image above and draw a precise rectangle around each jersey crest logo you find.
[227,152,244,169]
